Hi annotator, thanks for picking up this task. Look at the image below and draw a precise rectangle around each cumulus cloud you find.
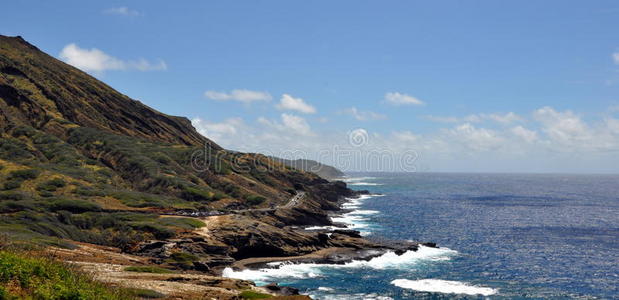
[511,126,538,143]
[190,105,619,173]
[447,123,504,151]
[342,107,387,121]
[103,7,141,16]
[204,89,272,104]
[533,106,590,145]
[424,112,522,124]
[258,113,314,136]
[276,94,316,114]
[384,92,425,106]
[59,43,166,72]
[191,117,244,142]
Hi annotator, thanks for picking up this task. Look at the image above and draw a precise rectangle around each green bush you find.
[158,217,205,229]
[8,169,39,181]
[0,200,36,213]
[2,180,21,190]
[0,192,25,200]
[129,223,175,239]
[168,252,198,264]
[180,186,213,202]
[50,199,102,213]
[36,178,66,192]
[239,290,272,299]
[245,195,266,206]
[0,251,132,299]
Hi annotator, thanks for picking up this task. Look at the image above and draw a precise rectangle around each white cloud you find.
[342,107,387,121]
[191,117,244,142]
[384,92,425,106]
[448,123,504,151]
[533,106,590,145]
[276,94,316,114]
[425,112,522,124]
[59,43,166,72]
[103,7,141,16]
[190,106,619,173]
[204,89,272,104]
[511,126,538,143]
[392,131,419,142]
[613,51,619,65]
[259,113,314,136]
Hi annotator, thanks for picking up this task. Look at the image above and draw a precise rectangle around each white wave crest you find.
[348,182,384,186]
[391,279,498,296]
[342,177,377,183]
[222,246,457,284]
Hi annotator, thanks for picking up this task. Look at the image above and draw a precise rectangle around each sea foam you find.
[391,279,498,296]
[222,246,457,284]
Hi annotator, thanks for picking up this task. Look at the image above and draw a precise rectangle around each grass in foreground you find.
[240,290,272,299]
[0,250,133,299]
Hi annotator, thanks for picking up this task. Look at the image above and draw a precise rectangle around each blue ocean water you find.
[226,173,619,299]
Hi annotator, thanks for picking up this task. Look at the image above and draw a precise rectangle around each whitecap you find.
[348,182,384,186]
[391,279,498,296]
[222,246,458,284]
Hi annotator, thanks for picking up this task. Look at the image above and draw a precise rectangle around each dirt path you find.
[47,242,265,300]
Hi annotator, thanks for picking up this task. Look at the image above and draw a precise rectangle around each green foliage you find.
[0,200,36,213]
[126,288,165,298]
[168,252,198,264]
[49,199,102,213]
[0,251,132,299]
[8,169,39,180]
[180,186,214,202]
[0,192,25,200]
[158,217,205,229]
[36,178,66,192]
[129,223,175,239]
[245,195,266,206]
[239,290,272,299]
[124,266,175,274]
[2,180,21,191]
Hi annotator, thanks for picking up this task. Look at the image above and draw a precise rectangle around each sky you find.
[3,1,619,173]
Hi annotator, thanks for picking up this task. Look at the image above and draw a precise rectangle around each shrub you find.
[181,186,213,202]
[168,252,199,264]
[0,200,35,213]
[129,223,175,239]
[158,217,205,229]
[0,251,132,299]
[2,180,21,190]
[0,192,25,200]
[245,195,266,206]
[36,178,66,192]
[50,199,102,213]
[239,290,272,299]
[8,169,39,181]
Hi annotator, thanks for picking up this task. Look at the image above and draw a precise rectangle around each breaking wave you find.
[391,279,498,296]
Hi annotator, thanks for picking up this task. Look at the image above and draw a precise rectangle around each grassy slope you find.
[0,35,327,250]
[0,250,135,299]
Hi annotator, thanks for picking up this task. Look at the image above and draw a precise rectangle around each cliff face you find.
[0,35,355,250]
[0,35,209,147]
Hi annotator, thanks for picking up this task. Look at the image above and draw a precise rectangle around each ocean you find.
[224,173,619,299]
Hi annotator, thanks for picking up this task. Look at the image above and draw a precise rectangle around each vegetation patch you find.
[239,290,272,299]
[0,250,132,299]
[158,217,205,229]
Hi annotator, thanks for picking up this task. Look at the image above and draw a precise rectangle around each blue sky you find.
[3,1,619,173]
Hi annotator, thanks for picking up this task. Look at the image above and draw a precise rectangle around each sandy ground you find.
[47,242,263,300]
